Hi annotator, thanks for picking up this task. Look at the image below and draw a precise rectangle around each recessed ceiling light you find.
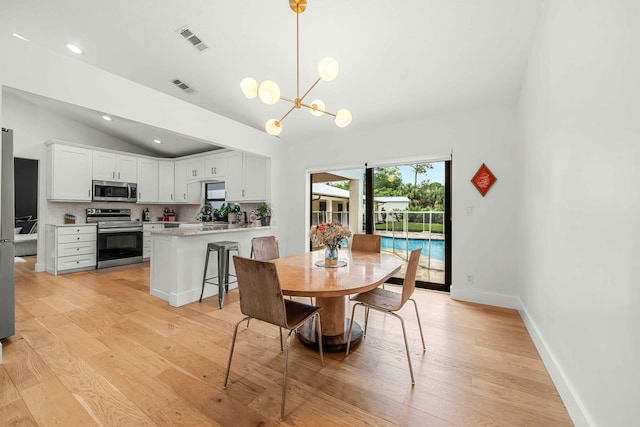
[153,139,162,144]
[102,115,112,121]
[66,43,84,55]
[12,33,29,42]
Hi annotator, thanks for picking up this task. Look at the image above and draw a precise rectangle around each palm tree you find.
[410,163,433,186]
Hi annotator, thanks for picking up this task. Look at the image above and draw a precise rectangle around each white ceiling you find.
[0,0,542,155]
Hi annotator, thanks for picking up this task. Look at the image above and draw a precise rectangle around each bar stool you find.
[199,241,240,309]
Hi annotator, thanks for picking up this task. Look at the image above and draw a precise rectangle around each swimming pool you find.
[380,236,445,261]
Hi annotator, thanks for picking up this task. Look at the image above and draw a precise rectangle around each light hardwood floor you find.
[1,257,573,426]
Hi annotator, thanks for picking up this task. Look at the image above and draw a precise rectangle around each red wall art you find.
[471,163,497,197]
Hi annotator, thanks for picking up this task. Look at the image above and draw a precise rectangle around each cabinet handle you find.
[242,189,245,197]
[184,193,186,200]
[112,172,115,178]
[88,189,91,197]
[211,167,214,174]
[118,172,121,179]
[171,194,173,201]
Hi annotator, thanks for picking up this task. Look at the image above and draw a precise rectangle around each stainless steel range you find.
[87,208,143,268]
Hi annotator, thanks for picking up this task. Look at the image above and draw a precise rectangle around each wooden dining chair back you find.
[351,234,381,253]
[345,248,425,385]
[224,256,324,420]
[351,234,384,289]
[250,236,279,261]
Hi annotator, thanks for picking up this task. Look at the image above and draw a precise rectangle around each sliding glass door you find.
[310,161,451,292]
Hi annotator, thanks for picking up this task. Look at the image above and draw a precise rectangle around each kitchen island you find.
[148,224,272,307]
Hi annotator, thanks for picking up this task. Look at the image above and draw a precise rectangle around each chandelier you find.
[240,0,352,136]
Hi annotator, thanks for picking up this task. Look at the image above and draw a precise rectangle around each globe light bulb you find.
[265,119,282,136]
[334,108,352,128]
[240,77,258,99]
[309,99,325,117]
[258,80,281,105]
[318,57,339,81]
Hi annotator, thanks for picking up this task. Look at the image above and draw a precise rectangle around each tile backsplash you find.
[46,202,258,224]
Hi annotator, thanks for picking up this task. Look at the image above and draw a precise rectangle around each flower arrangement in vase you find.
[309,219,352,266]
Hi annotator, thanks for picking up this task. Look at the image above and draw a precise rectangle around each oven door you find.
[97,228,143,268]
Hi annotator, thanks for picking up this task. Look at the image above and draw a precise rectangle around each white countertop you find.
[150,224,270,236]
[46,223,96,227]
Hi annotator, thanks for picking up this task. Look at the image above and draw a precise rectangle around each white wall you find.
[284,104,522,307]
[518,0,640,425]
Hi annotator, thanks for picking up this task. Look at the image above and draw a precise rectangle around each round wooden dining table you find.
[271,250,401,352]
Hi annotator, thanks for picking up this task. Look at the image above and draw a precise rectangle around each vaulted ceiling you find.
[0,0,542,155]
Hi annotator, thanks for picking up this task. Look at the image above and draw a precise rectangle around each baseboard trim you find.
[450,287,522,309]
[518,301,593,427]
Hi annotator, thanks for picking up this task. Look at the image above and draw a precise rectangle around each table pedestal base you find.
[297,319,363,353]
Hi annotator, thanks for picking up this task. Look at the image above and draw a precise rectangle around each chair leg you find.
[199,248,212,302]
[345,302,361,356]
[391,312,415,385]
[217,248,226,309]
[281,329,295,421]
[279,327,283,352]
[410,298,426,352]
[224,316,250,388]
[316,313,324,367]
[364,306,370,336]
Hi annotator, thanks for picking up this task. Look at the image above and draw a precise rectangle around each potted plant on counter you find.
[256,202,272,226]
[196,204,213,222]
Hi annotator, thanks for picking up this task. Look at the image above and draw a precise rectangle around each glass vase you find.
[324,245,339,266]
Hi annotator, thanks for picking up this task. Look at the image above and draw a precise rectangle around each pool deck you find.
[376,230,444,240]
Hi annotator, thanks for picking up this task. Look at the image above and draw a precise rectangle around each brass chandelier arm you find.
[299,102,336,117]
[296,4,300,100]
[299,77,322,103]
[278,105,298,123]
[280,96,296,103]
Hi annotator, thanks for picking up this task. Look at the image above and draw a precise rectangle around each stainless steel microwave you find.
[92,180,137,202]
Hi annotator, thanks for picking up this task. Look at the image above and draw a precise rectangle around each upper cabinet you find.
[158,161,175,203]
[174,160,202,204]
[47,144,93,201]
[93,151,137,182]
[204,152,228,179]
[225,152,267,202]
[137,158,159,203]
[185,157,205,181]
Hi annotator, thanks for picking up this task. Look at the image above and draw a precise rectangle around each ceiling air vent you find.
[172,78,194,94]
[177,26,209,52]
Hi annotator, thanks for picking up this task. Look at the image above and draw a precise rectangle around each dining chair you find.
[250,235,279,260]
[351,233,381,253]
[345,248,425,385]
[224,255,324,421]
[350,234,384,319]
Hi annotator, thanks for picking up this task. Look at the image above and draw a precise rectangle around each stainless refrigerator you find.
[1,128,15,340]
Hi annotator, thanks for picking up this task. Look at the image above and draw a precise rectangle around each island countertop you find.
[149,224,270,237]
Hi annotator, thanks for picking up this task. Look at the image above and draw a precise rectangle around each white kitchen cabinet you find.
[174,160,187,203]
[158,161,175,203]
[174,161,202,204]
[137,158,159,203]
[186,156,205,180]
[204,152,228,179]
[225,152,267,202]
[92,151,137,182]
[46,143,93,201]
[143,223,164,260]
[45,224,97,275]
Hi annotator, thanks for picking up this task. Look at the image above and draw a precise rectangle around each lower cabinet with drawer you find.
[45,224,97,275]
[143,223,164,260]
